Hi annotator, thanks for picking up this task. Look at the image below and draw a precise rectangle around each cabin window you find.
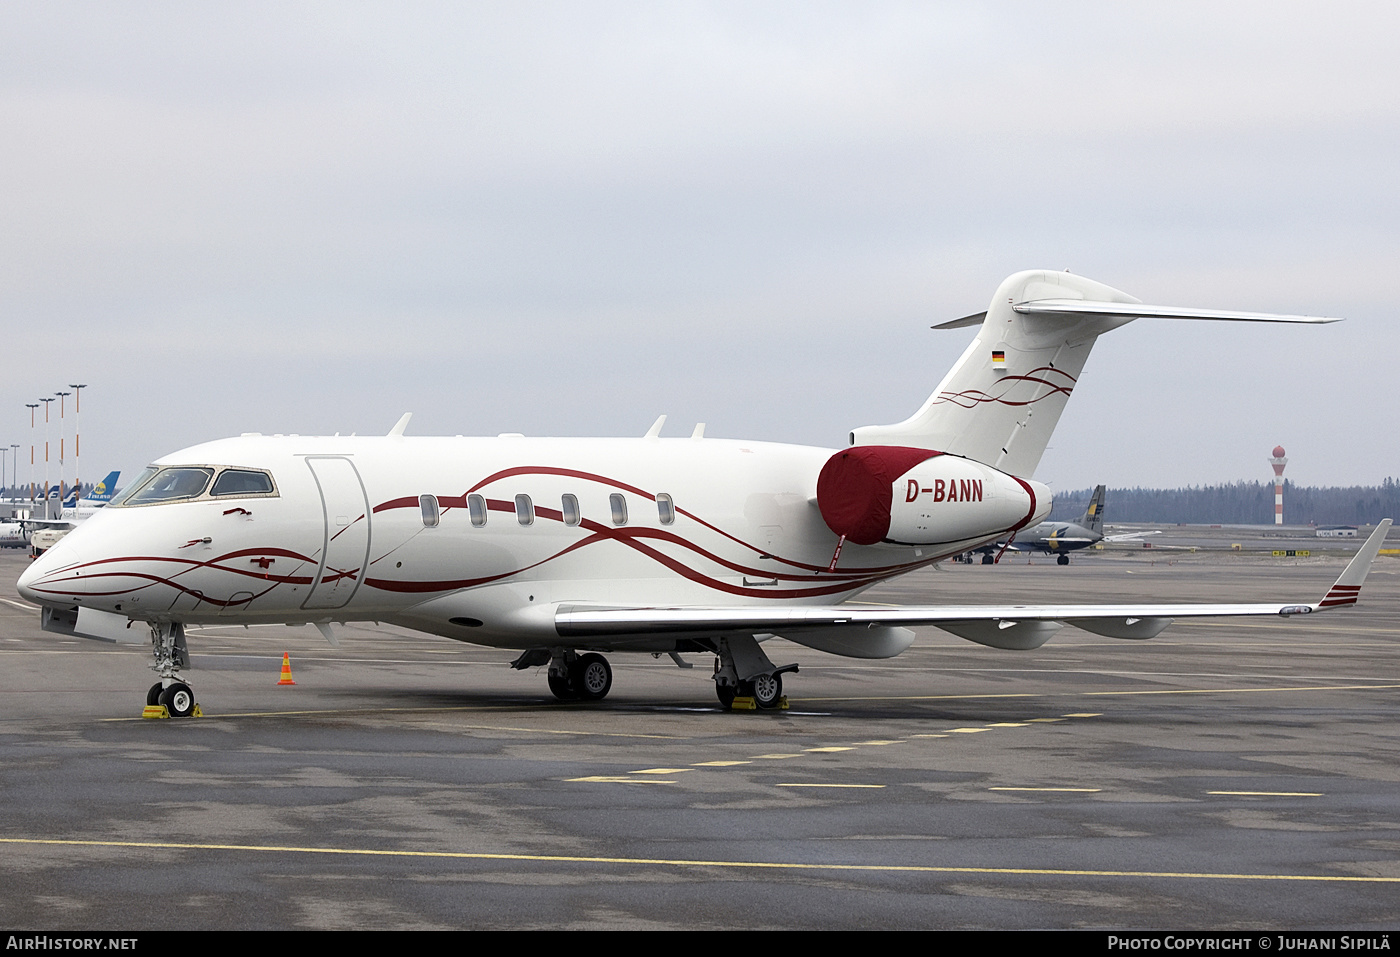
[211,469,275,497]
[561,493,581,526]
[656,492,675,525]
[419,494,440,527]
[610,493,628,526]
[468,493,487,527]
[515,494,534,526]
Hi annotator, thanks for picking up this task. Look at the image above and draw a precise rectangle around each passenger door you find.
[301,456,371,611]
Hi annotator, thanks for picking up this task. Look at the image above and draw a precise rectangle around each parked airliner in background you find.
[967,485,1159,564]
[0,521,25,548]
[23,471,121,555]
[75,471,122,509]
[16,270,1389,718]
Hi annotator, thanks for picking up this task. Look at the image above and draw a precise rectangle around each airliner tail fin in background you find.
[1080,484,1106,535]
[87,471,121,502]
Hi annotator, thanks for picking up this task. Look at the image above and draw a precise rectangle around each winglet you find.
[1314,519,1392,610]
[388,412,412,437]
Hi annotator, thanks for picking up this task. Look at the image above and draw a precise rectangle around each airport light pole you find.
[56,390,70,501]
[8,445,17,502]
[40,397,54,517]
[25,403,38,504]
[69,384,85,498]
[0,445,7,501]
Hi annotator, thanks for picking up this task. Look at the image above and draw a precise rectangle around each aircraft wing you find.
[1103,530,1162,542]
[557,521,1389,647]
[975,536,1091,553]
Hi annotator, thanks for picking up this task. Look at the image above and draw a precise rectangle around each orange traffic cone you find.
[277,652,296,686]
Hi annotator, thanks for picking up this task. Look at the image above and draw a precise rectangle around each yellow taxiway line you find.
[801,682,1400,703]
[1,836,1396,884]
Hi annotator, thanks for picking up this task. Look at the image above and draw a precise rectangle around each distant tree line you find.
[1048,478,1400,526]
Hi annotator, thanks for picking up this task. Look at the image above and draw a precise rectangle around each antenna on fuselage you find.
[388,413,412,437]
[644,415,666,439]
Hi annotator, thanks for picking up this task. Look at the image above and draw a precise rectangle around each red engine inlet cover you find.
[817,446,944,545]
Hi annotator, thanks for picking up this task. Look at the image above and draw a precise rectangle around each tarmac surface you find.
[0,537,1397,930]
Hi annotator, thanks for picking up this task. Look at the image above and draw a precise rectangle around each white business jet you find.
[17,270,1389,718]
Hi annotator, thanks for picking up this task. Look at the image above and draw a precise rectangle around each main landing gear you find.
[713,635,796,712]
[144,622,201,718]
[540,650,614,702]
[1057,553,1070,565]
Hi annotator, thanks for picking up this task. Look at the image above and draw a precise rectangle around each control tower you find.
[1269,445,1287,525]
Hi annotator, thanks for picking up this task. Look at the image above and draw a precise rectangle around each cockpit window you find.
[106,467,160,507]
[211,469,275,497]
[120,468,214,505]
[110,465,279,507]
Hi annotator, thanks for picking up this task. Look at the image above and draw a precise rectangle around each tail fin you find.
[88,471,121,502]
[850,270,1341,478]
[1079,484,1105,535]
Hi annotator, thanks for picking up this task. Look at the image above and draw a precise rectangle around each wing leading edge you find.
[556,521,1390,653]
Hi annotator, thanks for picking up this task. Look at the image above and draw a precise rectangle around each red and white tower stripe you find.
[1269,444,1287,525]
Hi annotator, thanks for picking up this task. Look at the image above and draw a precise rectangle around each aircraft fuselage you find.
[19,433,1049,651]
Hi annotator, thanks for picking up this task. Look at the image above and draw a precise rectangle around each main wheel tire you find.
[547,669,578,701]
[158,682,196,718]
[574,653,612,701]
[147,682,165,706]
[751,672,783,710]
[981,553,994,564]
[715,683,737,710]
[1057,554,1070,565]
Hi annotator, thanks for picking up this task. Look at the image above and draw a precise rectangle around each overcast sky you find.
[3,2,1396,497]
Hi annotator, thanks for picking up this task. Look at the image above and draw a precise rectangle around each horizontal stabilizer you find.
[931,312,986,330]
[1014,300,1343,324]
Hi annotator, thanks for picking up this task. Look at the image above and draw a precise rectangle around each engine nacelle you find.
[816,446,1049,546]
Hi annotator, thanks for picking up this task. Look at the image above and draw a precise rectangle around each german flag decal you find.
[991,350,1006,367]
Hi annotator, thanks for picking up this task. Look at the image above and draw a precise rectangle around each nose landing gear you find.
[142,622,202,718]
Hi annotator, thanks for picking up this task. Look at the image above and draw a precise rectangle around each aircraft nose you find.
[17,557,47,604]
[16,540,80,605]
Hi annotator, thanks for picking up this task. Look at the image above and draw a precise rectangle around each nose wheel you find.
[143,623,201,718]
[158,682,197,718]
